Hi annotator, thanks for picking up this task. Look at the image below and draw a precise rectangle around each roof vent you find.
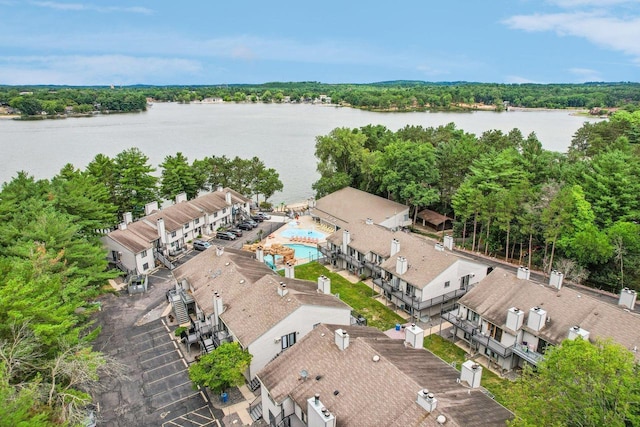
[300,369,309,381]
[436,414,447,424]
[372,355,380,362]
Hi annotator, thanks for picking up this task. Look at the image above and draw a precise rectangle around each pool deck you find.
[260,214,328,266]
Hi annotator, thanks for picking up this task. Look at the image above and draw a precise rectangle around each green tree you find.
[160,152,200,200]
[188,342,251,394]
[312,127,367,198]
[508,338,640,427]
[113,148,159,218]
[253,167,283,204]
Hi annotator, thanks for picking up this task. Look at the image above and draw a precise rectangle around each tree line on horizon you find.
[312,110,640,292]
[1,81,639,116]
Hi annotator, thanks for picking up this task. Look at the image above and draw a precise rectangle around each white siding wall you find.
[260,388,281,424]
[102,236,152,274]
[378,209,411,229]
[456,259,488,285]
[248,305,351,379]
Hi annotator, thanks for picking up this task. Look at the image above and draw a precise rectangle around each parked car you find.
[244,219,259,227]
[237,222,254,231]
[216,231,237,240]
[228,228,243,237]
[256,212,271,220]
[193,240,212,251]
[250,215,264,222]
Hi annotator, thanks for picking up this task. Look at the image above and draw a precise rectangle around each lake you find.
[0,103,602,204]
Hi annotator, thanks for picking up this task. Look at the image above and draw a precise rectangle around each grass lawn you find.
[289,262,405,330]
[423,334,516,411]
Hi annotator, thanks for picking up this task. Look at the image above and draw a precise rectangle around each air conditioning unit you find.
[274,337,281,343]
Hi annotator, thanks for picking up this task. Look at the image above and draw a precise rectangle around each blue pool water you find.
[285,243,322,259]
[280,228,326,239]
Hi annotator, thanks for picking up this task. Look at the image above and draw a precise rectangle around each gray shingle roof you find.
[172,248,350,347]
[459,267,640,358]
[258,324,513,426]
[312,187,408,226]
[326,220,484,288]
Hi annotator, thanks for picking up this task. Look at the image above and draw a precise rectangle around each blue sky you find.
[0,0,638,85]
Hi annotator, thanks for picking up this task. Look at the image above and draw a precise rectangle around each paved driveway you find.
[93,272,220,426]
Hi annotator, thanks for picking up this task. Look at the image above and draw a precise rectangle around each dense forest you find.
[1,81,639,117]
[0,151,281,424]
[311,110,640,292]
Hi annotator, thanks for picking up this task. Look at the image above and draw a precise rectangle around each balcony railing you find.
[442,311,478,335]
[375,279,470,312]
[470,334,513,358]
[512,343,545,366]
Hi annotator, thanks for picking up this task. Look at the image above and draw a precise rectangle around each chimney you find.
[396,256,408,275]
[460,360,483,388]
[506,307,524,331]
[144,201,159,215]
[284,262,295,279]
[256,246,264,262]
[277,282,289,297]
[527,307,547,332]
[225,191,232,205]
[342,230,350,253]
[405,323,424,349]
[390,239,400,257]
[156,218,167,244]
[334,329,349,351]
[416,389,438,413]
[443,234,454,250]
[215,246,224,256]
[516,266,530,280]
[216,185,223,192]
[118,222,127,230]
[307,395,336,427]
[434,242,445,252]
[212,292,224,327]
[123,211,133,225]
[549,270,564,289]
[619,287,637,310]
[365,218,373,225]
[175,192,187,203]
[317,275,331,294]
[568,325,590,341]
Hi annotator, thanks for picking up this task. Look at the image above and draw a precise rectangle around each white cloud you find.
[546,0,639,7]
[569,67,604,81]
[30,1,153,14]
[0,55,201,85]
[503,12,640,61]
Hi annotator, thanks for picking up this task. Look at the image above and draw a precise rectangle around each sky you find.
[0,0,639,85]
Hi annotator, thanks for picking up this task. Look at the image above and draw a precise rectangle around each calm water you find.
[0,103,601,203]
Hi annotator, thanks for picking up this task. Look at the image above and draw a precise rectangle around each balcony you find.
[442,311,478,335]
[376,279,470,312]
[470,334,513,358]
[512,343,545,366]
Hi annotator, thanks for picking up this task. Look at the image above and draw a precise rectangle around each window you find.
[142,262,149,270]
[141,249,147,258]
[444,280,451,288]
[184,223,189,229]
[460,275,470,289]
[488,323,503,342]
[222,208,227,214]
[466,310,479,323]
[281,332,296,350]
[171,231,177,238]
[214,212,218,218]
[195,218,200,224]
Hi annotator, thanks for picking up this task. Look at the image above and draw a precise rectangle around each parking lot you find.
[93,270,221,427]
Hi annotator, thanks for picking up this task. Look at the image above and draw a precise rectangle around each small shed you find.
[416,209,453,231]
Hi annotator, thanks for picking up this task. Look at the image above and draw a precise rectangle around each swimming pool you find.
[272,243,322,261]
[280,228,326,239]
